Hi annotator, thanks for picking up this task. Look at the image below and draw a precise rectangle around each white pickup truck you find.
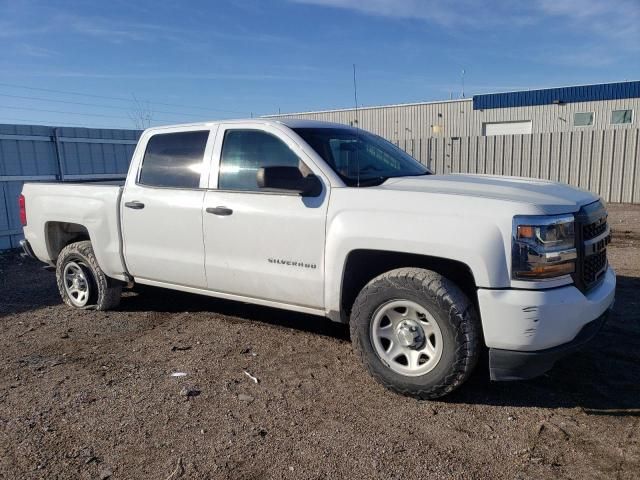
[19,119,615,398]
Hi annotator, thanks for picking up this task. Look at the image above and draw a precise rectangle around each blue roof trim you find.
[473,81,640,110]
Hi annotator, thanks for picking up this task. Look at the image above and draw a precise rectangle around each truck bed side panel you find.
[22,183,126,280]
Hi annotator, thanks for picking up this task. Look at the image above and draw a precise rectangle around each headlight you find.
[512,214,576,280]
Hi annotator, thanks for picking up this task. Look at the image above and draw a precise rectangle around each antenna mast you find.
[353,64,360,187]
[353,64,359,126]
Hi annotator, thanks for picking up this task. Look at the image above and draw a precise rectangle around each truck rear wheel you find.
[56,240,122,311]
[350,267,480,399]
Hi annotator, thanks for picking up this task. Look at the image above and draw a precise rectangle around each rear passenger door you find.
[121,127,215,288]
[203,123,329,309]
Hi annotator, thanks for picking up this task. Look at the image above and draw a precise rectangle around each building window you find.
[611,109,633,124]
[574,112,594,127]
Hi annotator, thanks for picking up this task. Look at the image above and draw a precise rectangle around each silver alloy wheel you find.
[63,261,91,307]
[370,299,444,377]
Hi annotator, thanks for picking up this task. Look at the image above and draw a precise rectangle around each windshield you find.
[293,127,430,186]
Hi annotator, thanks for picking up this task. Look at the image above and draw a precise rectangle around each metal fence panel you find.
[630,129,640,203]
[0,181,26,249]
[0,182,10,250]
[0,124,141,250]
[569,131,581,187]
[600,130,614,201]
[393,128,639,202]
[412,128,639,203]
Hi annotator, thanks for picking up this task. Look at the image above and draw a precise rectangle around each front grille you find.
[574,201,610,292]
[583,220,607,240]
[583,249,607,284]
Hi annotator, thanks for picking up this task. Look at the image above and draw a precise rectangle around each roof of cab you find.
[272,118,351,129]
[143,118,352,133]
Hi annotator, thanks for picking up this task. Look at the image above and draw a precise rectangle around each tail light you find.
[18,194,27,226]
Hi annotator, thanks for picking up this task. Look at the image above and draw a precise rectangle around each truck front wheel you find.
[56,241,122,311]
[350,268,480,399]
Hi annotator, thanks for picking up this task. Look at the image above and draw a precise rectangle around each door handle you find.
[124,201,145,210]
[206,206,233,216]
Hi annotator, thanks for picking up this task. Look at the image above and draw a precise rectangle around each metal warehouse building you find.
[267,80,640,141]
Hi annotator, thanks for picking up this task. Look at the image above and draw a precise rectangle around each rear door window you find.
[138,131,209,188]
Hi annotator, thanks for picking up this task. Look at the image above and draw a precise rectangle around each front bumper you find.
[489,309,609,381]
[477,266,616,381]
[477,267,615,351]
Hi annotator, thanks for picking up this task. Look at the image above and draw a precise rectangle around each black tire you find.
[350,267,480,399]
[56,240,122,311]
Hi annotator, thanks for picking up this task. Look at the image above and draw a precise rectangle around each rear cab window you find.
[138,130,210,188]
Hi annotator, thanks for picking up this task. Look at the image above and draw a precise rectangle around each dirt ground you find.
[1,205,639,480]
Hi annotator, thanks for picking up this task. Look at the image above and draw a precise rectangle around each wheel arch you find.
[45,221,91,262]
[336,249,478,323]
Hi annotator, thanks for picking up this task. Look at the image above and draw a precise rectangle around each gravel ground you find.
[0,205,639,480]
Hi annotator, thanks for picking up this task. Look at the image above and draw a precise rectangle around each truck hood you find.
[380,174,598,211]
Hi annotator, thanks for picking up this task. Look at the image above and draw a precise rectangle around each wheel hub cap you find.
[396,320,424,348]
[63,261,90,307]
[370,299,444,377]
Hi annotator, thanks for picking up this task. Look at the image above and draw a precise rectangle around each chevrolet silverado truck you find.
[19,119,615,398]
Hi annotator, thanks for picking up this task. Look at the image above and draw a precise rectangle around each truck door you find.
[203,123,328,308]
[121,127,215,288]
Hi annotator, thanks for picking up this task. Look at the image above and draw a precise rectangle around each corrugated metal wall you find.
[393,128,640,203]
[268,98,640,139]
[0,124,141,250]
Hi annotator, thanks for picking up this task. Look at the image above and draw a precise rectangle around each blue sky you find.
[0,0,638,129]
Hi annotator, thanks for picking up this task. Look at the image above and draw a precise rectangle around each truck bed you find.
[21,182,127,281]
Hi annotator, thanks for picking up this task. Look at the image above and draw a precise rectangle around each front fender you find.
[324,209,510,315]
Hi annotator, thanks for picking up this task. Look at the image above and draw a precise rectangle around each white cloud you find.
[290,0,640,46]
[537,0,639,47]
[0,13,158,43]
[9,69,314,82]
[0,10,292,46]
[60,15,154,43]
[290,0,532,27]
[15,43,57,58]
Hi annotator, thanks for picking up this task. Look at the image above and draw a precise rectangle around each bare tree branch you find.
[129,94,153,129]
